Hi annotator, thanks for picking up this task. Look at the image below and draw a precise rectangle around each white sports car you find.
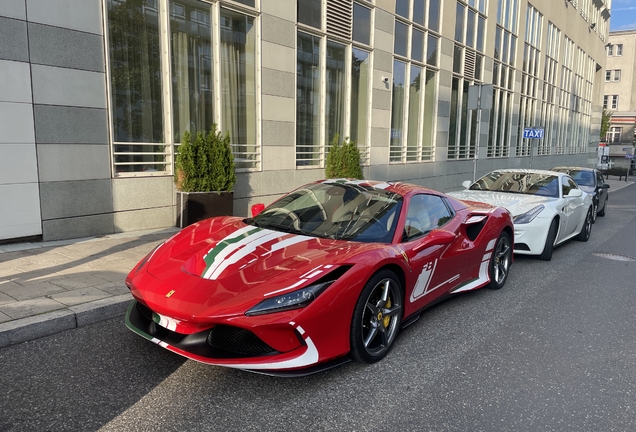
[448,169,594,261]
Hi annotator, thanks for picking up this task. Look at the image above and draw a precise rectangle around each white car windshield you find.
[470,172,560,198]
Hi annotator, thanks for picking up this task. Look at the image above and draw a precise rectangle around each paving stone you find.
[0,297,66,319]
[0,311,11,324]
[49,287,110,306]
[95,282,129,296]
[48,274,112,290]
[0,281,67,301]
[0,292,16,305]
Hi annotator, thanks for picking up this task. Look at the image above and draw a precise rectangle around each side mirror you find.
[413,229,456,253]
[566,189,583,198]
[251,203,265,217]
[601,183,610,189]
[462,180,472,189]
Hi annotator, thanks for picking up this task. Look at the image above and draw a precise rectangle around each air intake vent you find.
[464,49,476,80]
[327,0,352,40]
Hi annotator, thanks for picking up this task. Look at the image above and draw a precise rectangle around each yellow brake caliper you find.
[383,298,392,327]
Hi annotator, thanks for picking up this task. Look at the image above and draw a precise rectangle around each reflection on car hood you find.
[579,185,596,195]
[448,190,554,217]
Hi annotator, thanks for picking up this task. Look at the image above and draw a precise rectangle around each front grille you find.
[136,302,154,321]
[207,325,276,356]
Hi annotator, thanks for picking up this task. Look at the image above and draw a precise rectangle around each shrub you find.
[175,125,236,192]
[325,134,364,180]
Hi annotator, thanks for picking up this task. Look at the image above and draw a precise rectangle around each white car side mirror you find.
[462,180,472,189]
[567,189,583,198]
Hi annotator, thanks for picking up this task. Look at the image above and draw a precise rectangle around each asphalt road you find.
[1,186,635,432]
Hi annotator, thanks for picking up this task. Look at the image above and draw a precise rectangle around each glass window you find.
[403,195,453,241]
[422,70,436,160]
[428,0,440,32]
[298,0,322,28]
[350,48,370,147]
[494,27,501,60]
[107,0,165,173]
[220,9,257,170]
[296,32,322,166]
[603,95,608,109]
[612,95,618,109]
[394,21,408,57]
[170,0,214,144]
[453,45,463,74]
[426,35,438,66]
[395,0,409,18]
[617,44,623,56]
[413,0,425,26]
[353,3,371,45]
[411,29,424,62]
[476,16,485,52]
[455,3,465,42]
[325,41,346,147]
[466,10,476,48]
[390,60,406,162]
[607,45,613,56]
[233,0,255,7]
[614,70,621,82]
[407,65,422,161]
[605,70,611,82]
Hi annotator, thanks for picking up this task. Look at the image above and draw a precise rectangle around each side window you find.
[568,178,578,191]
[561,177,573,197]
[596,172,604,186]
[403,195,453,241]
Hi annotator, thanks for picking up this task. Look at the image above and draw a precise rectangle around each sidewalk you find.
[0,178,633,349]
[0,228,178,348]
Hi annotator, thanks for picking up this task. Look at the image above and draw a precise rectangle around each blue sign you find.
[523,128,544,139]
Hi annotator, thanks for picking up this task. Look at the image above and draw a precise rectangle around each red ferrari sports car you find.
[125,180,514,376]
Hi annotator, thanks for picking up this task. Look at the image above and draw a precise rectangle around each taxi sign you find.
[523,128,544,139]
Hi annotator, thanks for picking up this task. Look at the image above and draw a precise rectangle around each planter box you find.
[177,191,234,228]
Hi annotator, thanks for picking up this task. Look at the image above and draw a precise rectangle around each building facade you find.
[604,29,636,170]
[0,0,610,242]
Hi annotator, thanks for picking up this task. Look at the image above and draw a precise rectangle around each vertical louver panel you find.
[327,0,352,40]
[464,49,476,80]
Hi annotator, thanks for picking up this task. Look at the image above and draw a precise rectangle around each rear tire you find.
[576,208,592,242]
[350,270,403,364]
[538,219,558,261]
[487,232,512,290]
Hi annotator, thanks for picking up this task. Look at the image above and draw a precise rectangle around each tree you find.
[600,109,613,142]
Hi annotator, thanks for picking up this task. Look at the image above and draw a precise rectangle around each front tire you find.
[538,218,558,261]
[487,232,512,290]
[576,207,592,242]
[350,270,403,364]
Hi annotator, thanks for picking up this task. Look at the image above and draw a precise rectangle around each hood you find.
[448,190,553,217]
[135,217,380,318]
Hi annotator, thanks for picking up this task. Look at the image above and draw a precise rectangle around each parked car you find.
[125,179,513,376]
[550,166,609,222]
[448,169,593,261]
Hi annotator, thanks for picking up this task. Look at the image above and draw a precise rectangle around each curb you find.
[0,294,133,349]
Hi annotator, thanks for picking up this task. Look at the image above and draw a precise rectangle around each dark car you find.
[551,167,609,222]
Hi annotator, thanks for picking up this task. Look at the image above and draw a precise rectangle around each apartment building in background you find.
[0,0,611,242]
[604,29,636,170]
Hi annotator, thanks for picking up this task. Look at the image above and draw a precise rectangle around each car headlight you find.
[245,281,333,316]
[513,205,545,224]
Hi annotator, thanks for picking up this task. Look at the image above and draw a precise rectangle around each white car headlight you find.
[513,205,545,224]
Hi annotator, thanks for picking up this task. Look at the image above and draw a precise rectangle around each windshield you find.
[247,183,403,243]
[470,171,560,198]
[561,169,595,187]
